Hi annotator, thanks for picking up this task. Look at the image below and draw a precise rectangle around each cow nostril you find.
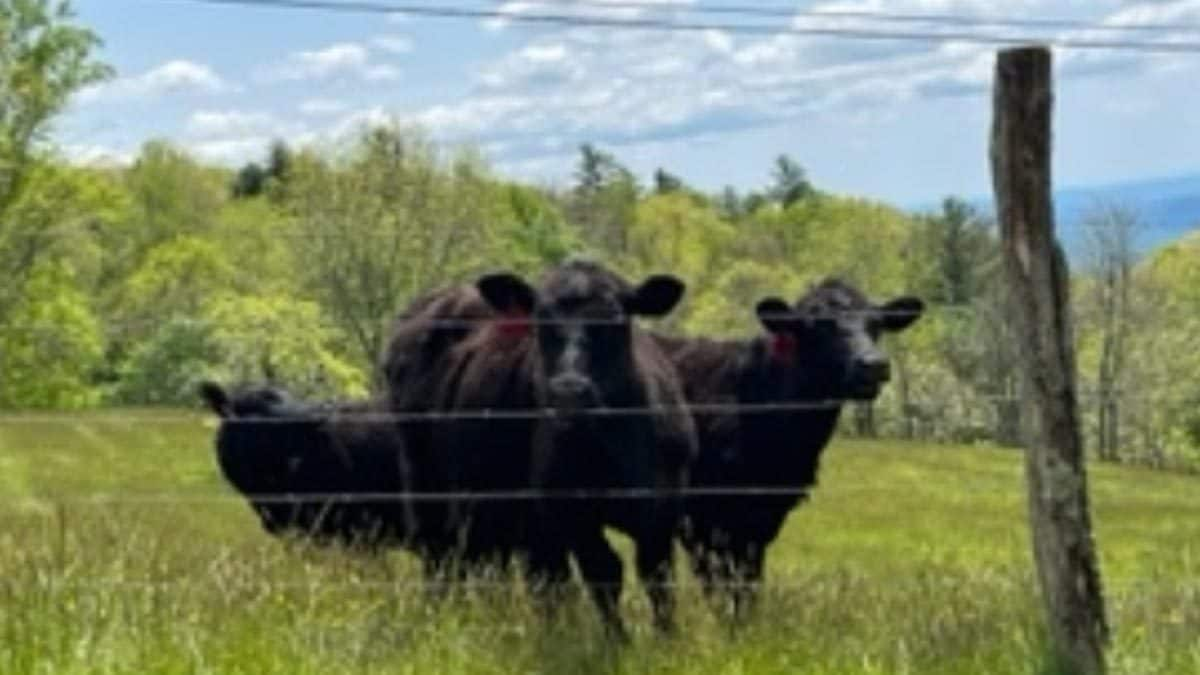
[549,374,591,398]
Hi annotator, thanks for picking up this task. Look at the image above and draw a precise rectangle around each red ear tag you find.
[770,333,797,365]
[496,309,531,339]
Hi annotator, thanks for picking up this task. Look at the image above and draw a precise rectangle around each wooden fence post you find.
[989,45,1110,675]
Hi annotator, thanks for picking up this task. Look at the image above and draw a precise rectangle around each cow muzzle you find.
[846,357,890,400]
[548,373,598,411]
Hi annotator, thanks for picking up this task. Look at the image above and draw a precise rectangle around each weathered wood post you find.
[989,45,1110,675]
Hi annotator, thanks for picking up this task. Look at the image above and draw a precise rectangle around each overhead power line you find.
[530,0,1200,36]
[161,0,1200,53]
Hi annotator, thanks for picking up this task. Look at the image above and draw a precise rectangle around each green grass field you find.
[1,409,1197,674]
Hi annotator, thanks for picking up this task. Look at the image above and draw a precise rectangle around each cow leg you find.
[684,541,716,598]
[688,544,736,619]
[572,529,628,643]
[731,543,765,622]
[421,543,465,602]
[634,530,677,636]
[524,536,573,625]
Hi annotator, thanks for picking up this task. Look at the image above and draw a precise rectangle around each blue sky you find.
[57,0,1200,205]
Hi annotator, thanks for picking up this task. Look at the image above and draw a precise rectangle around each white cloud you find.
[497,152,574,184]
[146,0,1187,185]
[188,137,271,165]
[299,98,350,116]
[1057,0,1200,77]
[363,64,403,82]
[1091,0,1200,25]
[371,35,414,54]
[278,43,367,78]
[260,42,402,83]
[807,0,1046,16]
[76,60,233,104]
[448,15,1029,159]
[702,29,734,55]
[182,109,311,163]
[186,110,278,138]
[522,43,569,63]
[733,36,801,68]
[480,40,585,88]
[327,106,400,139]
[61,143,135,167]
[483,1,541,32]
[483,0,695,31]
[410,96,538,136]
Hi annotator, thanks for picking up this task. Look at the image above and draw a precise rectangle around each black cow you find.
[654,278,924,619]
[199,381,415,550]
[427,260,697,640]
[378,283,523,578]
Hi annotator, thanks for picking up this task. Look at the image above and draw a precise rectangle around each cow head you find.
[755,278,924,401]
[199,380,323,534]
[476,260,685,412]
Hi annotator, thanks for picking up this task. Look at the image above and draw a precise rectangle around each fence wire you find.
[2,578,1195,591]
[0,389,1190,426]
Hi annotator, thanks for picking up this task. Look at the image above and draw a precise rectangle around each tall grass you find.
[1,410,1197,674]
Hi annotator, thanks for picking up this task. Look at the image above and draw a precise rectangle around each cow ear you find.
[625,274,685,317]
[477,272,538,316]
[755,297,794,334]
[198,381,231,418]
[879,296,925,332]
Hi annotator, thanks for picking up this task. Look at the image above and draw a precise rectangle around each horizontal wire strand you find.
[159,0,1200,53]
[522,0,1200,35]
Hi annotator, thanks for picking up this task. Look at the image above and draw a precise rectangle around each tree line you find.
[2,0,1198,470]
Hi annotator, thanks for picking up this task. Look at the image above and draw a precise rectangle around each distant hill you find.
[910,172,1200,259]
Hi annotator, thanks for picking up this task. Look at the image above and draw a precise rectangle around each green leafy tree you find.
[266,139,291,182]
[280,125,512,373]
[901,198,1020,445]
[231,162,266,198]
[97,142,228,338]
[121,141,226,247]
[767,154,814,207]
[0,161,122,326]
[911,198,996,306]
[212,195,296,296]
[1,0,111,323]
[626,192,735,331]
[110,317,219,406]
[204,293,367,400]
[1,0,111,213]
[497,183,581,277]
[684,259,803,338]
[569,143,639,255]
[113,294,366,405]
[1074,204,1142,461]
[0,260,103,408]
[1093,229,1200,468]
[716,185,744,221]
[652,168,684,195]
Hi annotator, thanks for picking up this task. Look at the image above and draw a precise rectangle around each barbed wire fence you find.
[1,8,1198,651]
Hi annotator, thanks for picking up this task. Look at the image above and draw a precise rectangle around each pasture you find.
[1,409,1198,674]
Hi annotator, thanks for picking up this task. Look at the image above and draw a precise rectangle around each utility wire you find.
[526,0,1200,36]
[158,0,1200,53]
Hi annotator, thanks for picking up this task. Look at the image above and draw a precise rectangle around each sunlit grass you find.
[1,411,1197,673]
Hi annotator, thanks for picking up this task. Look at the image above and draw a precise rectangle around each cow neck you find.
[733,337,844,487]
